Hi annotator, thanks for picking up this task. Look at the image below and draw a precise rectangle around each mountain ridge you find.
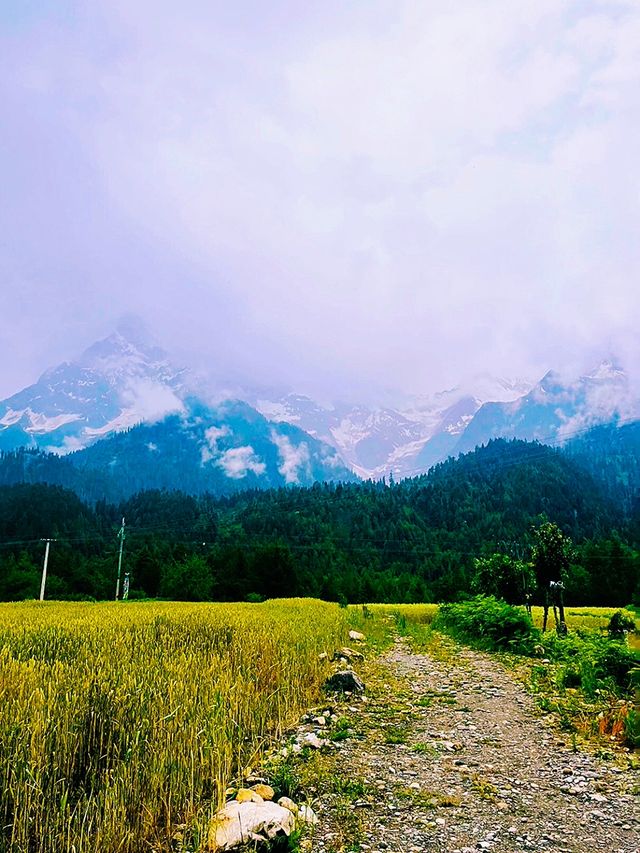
[2,325,638,482]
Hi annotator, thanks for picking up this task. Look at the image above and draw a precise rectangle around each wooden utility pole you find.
[115,517,126,600]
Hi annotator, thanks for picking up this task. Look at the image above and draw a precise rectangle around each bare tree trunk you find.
[558,589,566,625]
[542,588,549,632]
[557,587,567,635]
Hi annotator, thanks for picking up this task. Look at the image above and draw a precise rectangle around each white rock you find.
[208,800,295,850]
[302,732,327,749]
[277,797,298,815]
[348,630,366,642]
[298,804,319,825]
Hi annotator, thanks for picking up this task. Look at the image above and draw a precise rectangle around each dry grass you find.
[359,603,439,624]
[0,599,346,852]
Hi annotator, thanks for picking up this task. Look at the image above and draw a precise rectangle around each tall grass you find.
[0,600,346,852]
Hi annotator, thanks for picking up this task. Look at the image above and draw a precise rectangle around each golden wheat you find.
[0,599,346,853]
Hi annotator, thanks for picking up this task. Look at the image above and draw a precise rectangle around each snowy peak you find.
[78,330,186,387]
[583,359,627,385]
[0,326,189,453]
[450,359,638,458]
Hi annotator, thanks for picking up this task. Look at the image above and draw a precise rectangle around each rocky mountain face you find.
[253,377,533,479]
[451,361,637,458]
[65,398,355,499]
[0,330,353,491]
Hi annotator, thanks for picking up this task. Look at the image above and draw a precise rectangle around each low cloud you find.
[216,445,266,479]
[122,380,184,423]
[201,424,231,463]
[271,430,311,484]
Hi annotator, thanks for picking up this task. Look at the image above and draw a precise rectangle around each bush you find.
[545,631,639,695]
[607,610,637,638]
[434,596,538,653]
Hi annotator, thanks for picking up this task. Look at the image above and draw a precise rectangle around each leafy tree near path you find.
[472,553,535,609]
[532,521,573,632]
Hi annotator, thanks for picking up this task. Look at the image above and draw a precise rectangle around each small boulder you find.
[235,788,263,804]
[332,647,364,663]
[302,732,327,749]
[277,796,299,815]
[325,670,365,693]
[348,630,365,642]
[208,800,295,850]
[298,804,319,825]
[251,783,275,801]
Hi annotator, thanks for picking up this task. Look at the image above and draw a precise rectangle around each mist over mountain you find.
[1,324,639,492]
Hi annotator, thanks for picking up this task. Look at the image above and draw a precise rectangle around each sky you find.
[1,0,639,401]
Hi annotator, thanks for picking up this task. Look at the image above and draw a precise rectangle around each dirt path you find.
[308,638,640,853]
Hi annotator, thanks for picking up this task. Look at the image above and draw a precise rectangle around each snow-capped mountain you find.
[0,327,354,490]
[2,322,635,484]
[450,360,638,459]
[0,324,188,453]
[252,376,533,479]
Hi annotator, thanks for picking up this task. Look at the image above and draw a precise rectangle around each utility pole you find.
[39,538,55,601]
[115,517,126,600]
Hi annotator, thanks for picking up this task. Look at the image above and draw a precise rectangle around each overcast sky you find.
[1,1,639,401]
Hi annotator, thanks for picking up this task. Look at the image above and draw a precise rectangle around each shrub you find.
[607,610,637,639]
[545,631,639,695]
[434,596,538,653]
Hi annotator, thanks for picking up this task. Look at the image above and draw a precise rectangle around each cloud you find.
[271,430,311,484]
[216,445,266,479]
[200,424,231,463]
[1,2,640,400]
[121,380,184,422]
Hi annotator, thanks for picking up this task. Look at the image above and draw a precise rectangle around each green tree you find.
[472,554,535,608]
[532,522,573,632]
[159,554,213,601]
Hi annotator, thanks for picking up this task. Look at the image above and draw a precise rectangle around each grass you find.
[0,599,347,853]
[530,605,638,636]
[383,725,409,744]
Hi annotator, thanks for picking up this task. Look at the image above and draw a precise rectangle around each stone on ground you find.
[208,800,295,850]
[325,669,365,693]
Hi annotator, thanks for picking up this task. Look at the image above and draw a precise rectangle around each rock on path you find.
[310,638,640,853]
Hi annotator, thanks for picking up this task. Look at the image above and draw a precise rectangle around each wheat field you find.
[0,599,346,853]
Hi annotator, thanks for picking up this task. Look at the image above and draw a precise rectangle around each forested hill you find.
[0,403,357,502]
[1,439,638,605]
[564,420,640,513]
